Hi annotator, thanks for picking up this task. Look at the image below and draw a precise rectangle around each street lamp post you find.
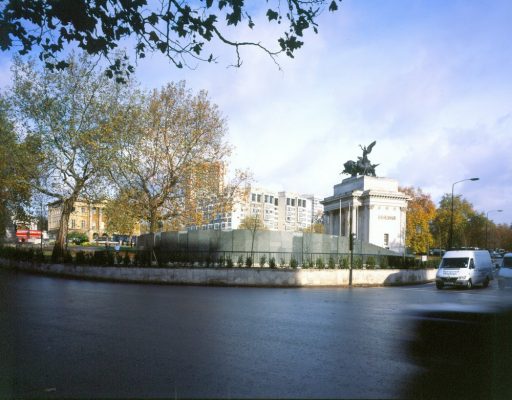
[485,209,503,250]
[449,177,479,250]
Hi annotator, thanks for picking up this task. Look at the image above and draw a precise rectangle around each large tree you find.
[9,53,129,258]
[464,212,487,249]
[0,98,39,241]
[109,81,247,233]
[400,186,436,254]
[0,0,342,78]
[431,194,480,250]
[495,224,512,251]
[104,187,143,237]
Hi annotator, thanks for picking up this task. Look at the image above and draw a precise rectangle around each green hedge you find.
[0,246,439,270]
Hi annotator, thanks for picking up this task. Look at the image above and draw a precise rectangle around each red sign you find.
[16,230,42,238]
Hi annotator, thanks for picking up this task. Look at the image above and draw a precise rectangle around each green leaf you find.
[266,9,279,21]
[147,13,159,25]
[156,42,168,53]
[148,31,159,42]
[329,1,339,12]
[226,9,242,26]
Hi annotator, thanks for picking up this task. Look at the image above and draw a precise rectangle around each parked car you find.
[429,248,445,256]
[497,253,512,289]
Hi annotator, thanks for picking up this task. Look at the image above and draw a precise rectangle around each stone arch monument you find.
[322,142,409,253]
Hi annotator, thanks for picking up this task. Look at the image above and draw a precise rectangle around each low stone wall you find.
[0,258,436,287]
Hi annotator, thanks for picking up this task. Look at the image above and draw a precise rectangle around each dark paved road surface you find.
[1,269,509,399]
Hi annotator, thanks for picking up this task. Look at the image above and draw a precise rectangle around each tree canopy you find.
[104,187,142,237]
[431,194,482,250]
[9,53,130,257]
[400,186,435,254]
[0,0,342,79]
[239,215,266,231]
[108,80,247,233]
[0,98,38,240]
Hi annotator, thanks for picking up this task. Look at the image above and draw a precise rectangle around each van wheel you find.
[436,282,444,290]
[483,277,490,288]
[466,279,473,289]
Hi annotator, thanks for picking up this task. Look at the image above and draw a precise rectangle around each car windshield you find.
[503,258,512,268]
[441,257,469,268]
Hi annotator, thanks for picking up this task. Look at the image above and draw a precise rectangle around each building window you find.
[286,198,290,206]
[71,219,76,228]
[257,194,261,202]
[264,195,269,203]
[384,233,389,247]
[81,207,86,213]
[275,199,278,206]
[81,220,86,229]
[251,193,256,201]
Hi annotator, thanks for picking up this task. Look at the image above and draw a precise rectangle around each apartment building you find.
[244,187,280,230]
[187,185,324,232]
[278,191,323,232]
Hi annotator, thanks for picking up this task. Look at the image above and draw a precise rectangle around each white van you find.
[435,250,494,289]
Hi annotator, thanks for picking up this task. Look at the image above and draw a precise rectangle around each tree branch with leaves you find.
[1,0,342,79]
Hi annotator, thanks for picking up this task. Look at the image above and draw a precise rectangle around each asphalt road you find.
[1,269,511,399]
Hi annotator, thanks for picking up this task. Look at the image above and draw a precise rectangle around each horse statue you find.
[342,141,379,177]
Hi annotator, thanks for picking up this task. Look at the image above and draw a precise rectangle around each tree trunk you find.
[250,219,258,260]
[52,197,76,261]
[149,209,159,234]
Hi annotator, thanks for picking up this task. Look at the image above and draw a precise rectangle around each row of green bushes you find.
[0,246,145,267]
[153,250,439,270]
[0,246,439,270]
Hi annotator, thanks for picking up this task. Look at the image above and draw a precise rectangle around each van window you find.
[441,258,469,268]
[503,257,512,268]
[469,259,475,269]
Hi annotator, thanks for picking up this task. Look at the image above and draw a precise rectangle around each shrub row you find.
[0,246,437,270]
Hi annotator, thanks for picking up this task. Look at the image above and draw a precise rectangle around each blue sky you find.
[1,0,511,224]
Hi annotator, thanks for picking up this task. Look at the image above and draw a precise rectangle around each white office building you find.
[188,186,324,232]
